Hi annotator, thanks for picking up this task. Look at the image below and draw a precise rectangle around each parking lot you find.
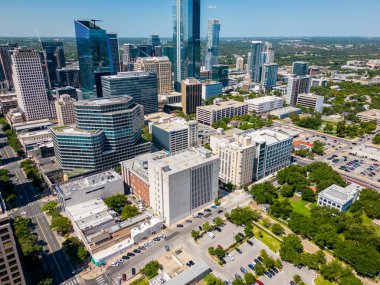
[298,132,348,154]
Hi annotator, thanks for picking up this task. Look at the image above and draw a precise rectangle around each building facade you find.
[11,48,51,121]
[55,94,76,126]
[134,57,172,94]
[357,109,380,127]
[181,78,202,115]
[0,43,18,91]
[245,96,283,114]
[210,64,229,87]
[317,183,362,212]
[41,41,66,88]
[248,41,265,82]
[201,81,223,101]
[56,67,80,88]
[236,56,244,71]
[148,148,219,225]
[204,19,221,71]
[292,61,309,76]
[261,63,278,90]
[296,93,324,112]
[101,71,158,114]
[286,75,311,105]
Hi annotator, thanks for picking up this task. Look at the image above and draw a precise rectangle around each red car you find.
[256,280,264,285]
[217,245,223,249]
[122,273,126,281]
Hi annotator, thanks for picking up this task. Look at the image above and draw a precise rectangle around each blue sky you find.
[1,0,380,37]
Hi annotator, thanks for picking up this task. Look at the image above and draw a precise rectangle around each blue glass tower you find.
[41,41,66,88]
[74,20,113,99]
[261,63,279,90]
[249,41,265,82]
[205,19,221,70]
[107,33,121,74]
[173,0,201,91]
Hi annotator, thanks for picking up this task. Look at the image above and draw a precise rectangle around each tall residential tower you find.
[205,19,221,70]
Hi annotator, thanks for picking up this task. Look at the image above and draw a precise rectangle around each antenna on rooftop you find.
[91,19,103,26]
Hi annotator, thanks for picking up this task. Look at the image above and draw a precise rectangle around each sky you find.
[1,0,380,38]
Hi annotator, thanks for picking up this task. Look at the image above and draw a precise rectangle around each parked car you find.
[153,237,160,241]
[138,246,145,250]
[256,280,264,285]
[127,252,135,257]
[199,226,203,231]
[220,258,226,264]
[215,227,222,232]
[240,267,247,274]
[236,248,242,254]
[111,262,118,267]
[227,254,234,261]
[257,256,263,262]
[133,249,141,254]
[186,219,192,223]
[270,266,278,273]
[248,263,254,270]
[131,268,136,275]
[235,273,241,279]
[207,232,215,239]
[117,259,124,263]
[177,224,184,228]
[165,245,170,251]
[217,209,224,214]
[122,255,129,260]
[204,209,212,213]
[247,240,253,246]
[122,274,127,281]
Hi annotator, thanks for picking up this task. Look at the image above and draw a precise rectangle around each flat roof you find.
[357,109,380,118]
[153,120,189,132]
[318,183,362,204]
[74,96,133,106]
[248,128,291,145]
[197,100,247,111]
[18,129,51,139]
[298,93,324,99]
[269,106,301,116]
[165,260,210,285]
[103,71,151,79]
[13,119,53,131]
[51,126,101,136]
[245,96,282,104]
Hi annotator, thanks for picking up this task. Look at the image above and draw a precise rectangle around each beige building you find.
[134,57,172,94]
[181,78,202,115]
[55,95,76,126]
[0,212,26,285]
[357,109,380,127]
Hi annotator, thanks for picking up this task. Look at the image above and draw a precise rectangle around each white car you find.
[117,259,124,263]
[111,262,118,267]
[227,254,234,261]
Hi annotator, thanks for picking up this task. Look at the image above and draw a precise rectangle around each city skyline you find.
[1,0,380,37]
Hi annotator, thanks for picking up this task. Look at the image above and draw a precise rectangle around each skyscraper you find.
[262,42,275,64]
[205,19,221,71]
[181,78,201,115]
[122,43,137,71]
[163,46,175,71]
[56,67,80,88]
[248,41,265,82]
[148,34,161,47]
[173,0,201,91]
[74,20,113,99]
[107,33,121,74]
[55,94,76,126]
[0,43,18,91]
[292,61,309,76]
[210,64,229,87]
[261,63,279,90]
[101,71,158,114]
[236,56,244,71]
[286,75,311,106]
[41,41,66,88]
[11,48,51,121]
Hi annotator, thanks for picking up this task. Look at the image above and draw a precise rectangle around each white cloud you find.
[208,5,217,9]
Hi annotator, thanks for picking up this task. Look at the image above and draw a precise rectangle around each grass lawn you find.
[314,275,337,285]
[199,274,220,285]
[252,225,281,253]
[361,213,380,236]
[279,195,312,217]
[130,278,149,285]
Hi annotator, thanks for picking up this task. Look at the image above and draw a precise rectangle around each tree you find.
[281,184,295,197]
[38,278,54,285]
[275,259,283,269]
[214,198,221,206]
[103,194,127,212]
[320,261,342,282]
[293,275,302,283]
[269,199,293,219]
[244,272,256,285]
[254,262,266,275]
[50,215,72,235]
[244,223,254,237]
[208,247,215,255]
[250,182,278,204]
[232,279,245,285]
[191,230,200,240]
[262,218,271,228]
[373,133,380,145]
[203,222,212,232]
[312,141,324,155]
[41,201,58,215]
[229,207,260,226]
[324,123,334,133]
[121,204,140,220]
[62,237,89,263]
[214,216,224,227]
[301,188,316,202]
[235,234,243,243]
[279,234,303,264]
[141,260,161,279]
[271,223,284,236]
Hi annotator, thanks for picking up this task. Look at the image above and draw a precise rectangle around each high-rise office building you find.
[74,20,113,99]
[181,78,201,115]
[53,86,79,101]
[107,33,121,74]
[210,64,229,87]
[292,61,309,76]
[248,41,265,82]
[205,19,221,71]
[11,48,51,121]
[101,71,158,114]
[41,41,66,88]
[163,46,175,71]
[0,43,18,91]
[286,75,311,105]
[55,94,76,126]
[56,67,80,88]
[122,43,137,71]
[173,0,201,90]
[261,63,278,90]
[262,42,275,64]
[137,45,153,57]
[148,34,161,47]
[153,46,163,57]
[236,56,244,71]
[134,57,172,94]
[52,96,151,171]
[0,210,26,285]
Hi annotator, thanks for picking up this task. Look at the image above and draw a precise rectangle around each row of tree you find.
[0,169,17,206]
[103,194,140,220]
[20,159,43,191]
[41,201,72,236]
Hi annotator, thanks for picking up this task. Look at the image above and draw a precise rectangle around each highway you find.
[0,130,77,284]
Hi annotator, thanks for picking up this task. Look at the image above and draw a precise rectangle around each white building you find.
[55,94,76,126]
[236,56,244,71]
[296,93,324,112]
[151,118,198,153]
[55,170,124,209]
[286,75,311,106]
[18,129,52,157]
[245,96,283,114]
[11,48,51,121]
[357,109,380,127]
[317,183,363,212]
[196,99,248,126]
[148,148,219,225]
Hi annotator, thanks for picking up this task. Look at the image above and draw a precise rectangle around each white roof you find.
[245,96,282,104]
[318,183,362,204]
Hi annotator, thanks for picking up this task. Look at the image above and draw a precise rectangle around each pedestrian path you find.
[95,275,108,285]
[62,278,80,285]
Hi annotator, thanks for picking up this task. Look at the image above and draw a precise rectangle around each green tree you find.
[275,258,283,269]
[232,279,245,285]
[373,133,380,144]
[141,260,161,279]
[262,218,271,228]
[203,222,212,232]
[50,215,72,235]
[103,194,127,211]
[301,188,316,202]
[293,275,302,283]
[121,204,140,220]
[281,184,295,197]
[312,141,324,155]
[244,223,254,237]
[191,230,200,240]
[214,216,224,227]
[244,272,256,285]
[323,123,334,133]
[250,182,278,204]
[269,199,293,219]
[254,262,266,275]
[280,234,303,264]
[271,223,285,236]
[229,207,260,226]
[41,201,58,215]
[62,237,89,263]
[235,233,243,243]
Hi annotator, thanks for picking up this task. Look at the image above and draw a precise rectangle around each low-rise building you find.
[272,85,287,96]
[245,96,283,114]
[357,109,380,127]
[296,93,324,112]
[317,183,363,212]
[0,93,18,116]
[269,106,302,119]
[293,140,313,151]
[149,148,219,225]
[196,99,248,126]
[55,94,76,126]
[55,170,123,210]
[201,81,223,101]
[18,129,52,157]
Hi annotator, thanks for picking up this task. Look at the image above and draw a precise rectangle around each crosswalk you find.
[62,278,80,285]
[96,275,108,285]
[30,212,44,218]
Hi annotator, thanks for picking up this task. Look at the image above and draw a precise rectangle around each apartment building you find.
[296,93,324,112]
[55,94,76,126]
[245,96,283,114]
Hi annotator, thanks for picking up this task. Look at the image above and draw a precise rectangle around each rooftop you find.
[197,100,248,111]
[248,128,291,145]
[152,120,189,132]
[165,260,210,285]
[318,183,363,204]
[51,126,101,136]
[357,109,380,118]
[297,93,324,99]
[74,96,133,106]
[102,71,152,80]
[245,96,282,104]
[183,77,201,85]
[136,56,170,63]
[269,106,301,116]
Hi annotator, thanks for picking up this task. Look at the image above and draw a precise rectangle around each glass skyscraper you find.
[205,19,221,71]
[261,63,279,90]
[74,20,114,99]
[41,41,66,88]
[148,34,161,47]
[292,61,309,76]
[249,41,265,82]
[107,33,121,74]
[173,0,201,91]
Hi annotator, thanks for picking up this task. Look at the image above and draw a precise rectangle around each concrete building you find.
[165,260,211,285]
[55,170,123,210]
[0,210,26,285]
[272,85,288,96]
[296,93,324,112]
[11,48,51,121]
[292,61,309,76]
[317,183,363,212]
[210,64,229,87]
[0,43,18,91]
[245,96,283,114]
[120,151,168,207]
[181,78,202,115]
[236,56,244,71]
[0,92,18,115]
[357,109,380,127]
[18,129,52,157]
[261,63,278,90]
[311,77,328,87]
[269,106,302,119]
[134,57,172,94]
[201,81,223,101]
[56,67,80,88]
[211,128,293,183]
[101,71,158,114]
[152,119,198,153]
[55,94,76,126]
[148,148,219,225]
[196,99,248,126]
[286,75,311,106]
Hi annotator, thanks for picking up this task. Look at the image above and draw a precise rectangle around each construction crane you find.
[91,19,103,27]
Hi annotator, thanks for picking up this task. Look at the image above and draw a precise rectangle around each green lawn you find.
[252,225,281,253]
[361,213,380,236]
[130,278,149,285]
[279,195,312,217]
[314,275,337,285]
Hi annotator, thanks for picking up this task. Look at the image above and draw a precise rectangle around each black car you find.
[220,258,226,264]
[199,226,203,231]
[270,266,279,273]
[165,245,170,251]
[236,248,242,254]
[133,249,141,254]
[131,268,136,275]
[127,252,135,257]
[122,255,129,260]
[264,271,272,278]
[204,209,212,213]
[153,237,160,241]
[186,219,192,223]
[253,258,260,264]
[257,256,263,262]
[290,281,297,285]
[235,273,241,279]
[215,227,222,232]
[177,224,184,228]
[247,240,253,246]
[268,269,276,276]
[197,212,204,216]
[217,209,224,214]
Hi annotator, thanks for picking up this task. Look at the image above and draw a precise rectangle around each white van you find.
[207,232,215,239]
